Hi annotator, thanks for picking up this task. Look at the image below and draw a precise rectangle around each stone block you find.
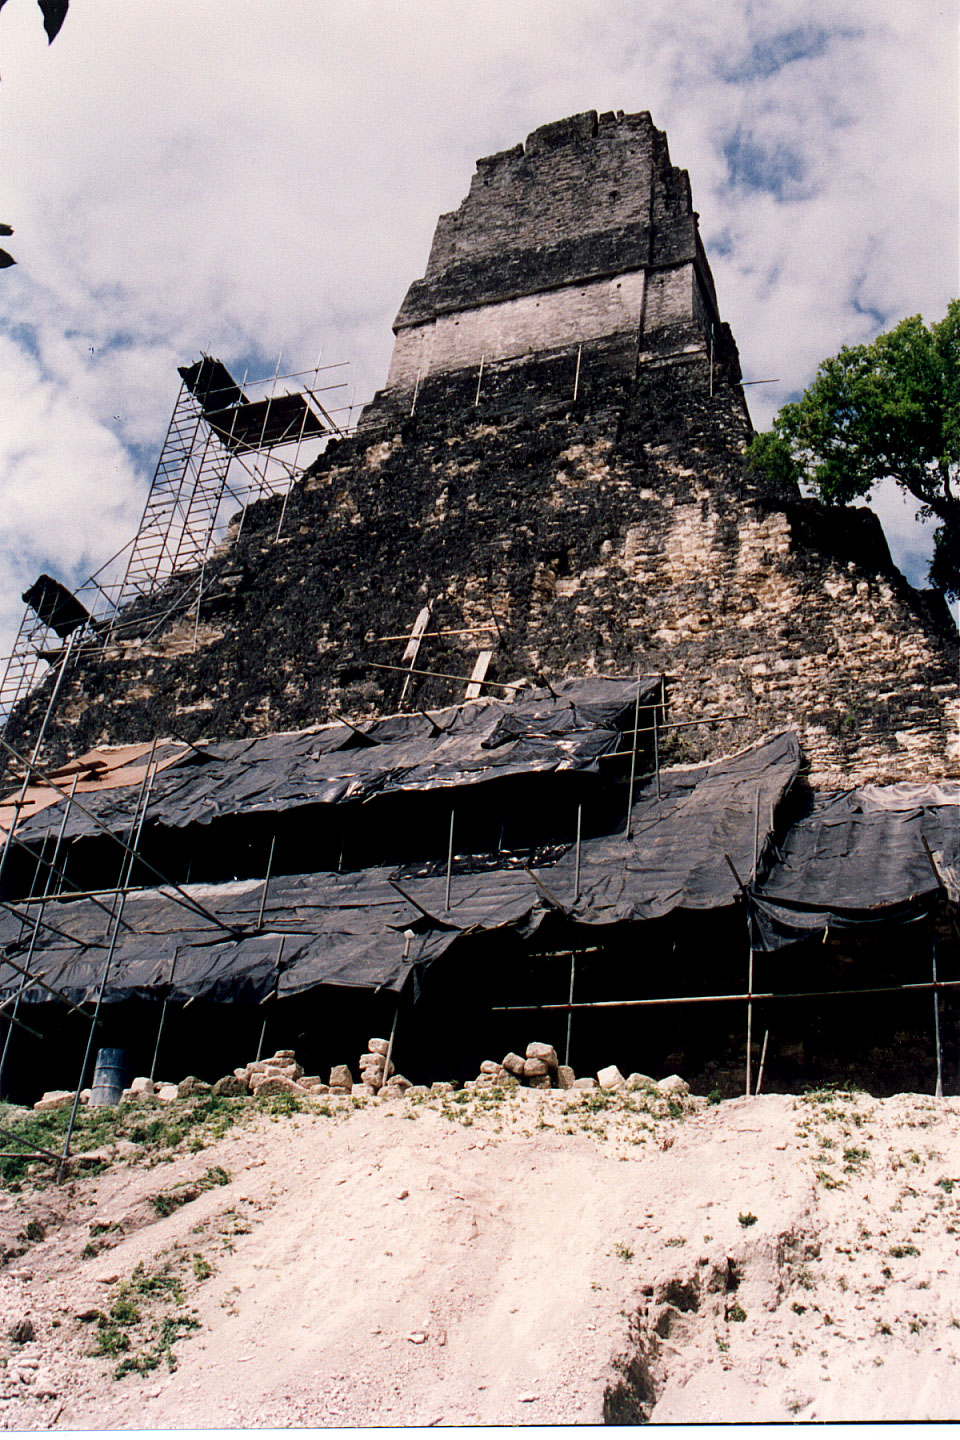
[597,1065,625,1090]
[329,1064,354,1089]
[627,1073,657,1089]
[329,1086,351,1096]
[157,1084,180,1102]
[80,1088,91,1105]
[352,1083,377,1098]
[233,1067,250,1081]
[573,1077,597,1090]
[479,1060,501,1075]
[212,1075,248,1097]
[556,1065,576,1089]
[501,1052,526,1076]
[129,1076,155,1096]
[360,1067,384,1087]
[658,1074,690,1097]
[33,1090,74,1113]
[368,1037,390,1057]
[430,1081,454,1094]
[360,1053,385,1071]
[251,1074,305,1098]
[525,1041,558,1068]
[177,1076,212,1098]
[526,1074,552,1089]
[523,1057,549,1078]
[300,1079,329,1094]
[271,1050,296,1063]
[263,1062,303,1081]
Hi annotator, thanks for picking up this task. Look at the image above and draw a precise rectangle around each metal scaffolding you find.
[0,351,350,744]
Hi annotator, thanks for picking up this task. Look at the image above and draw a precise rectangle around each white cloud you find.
[0,0,955,672]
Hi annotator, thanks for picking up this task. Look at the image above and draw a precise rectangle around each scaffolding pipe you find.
[370,661,521,693]
[625,680,642,839]
[0,628,79,890]
[149,946,179,1084]
[58,754,157,1182]
[564,952,576,1068]
[933,936,943,1100]
[255,936,286,1061]
[491,978,960,1012]
[256,834,277,931]
[445,811,455,912]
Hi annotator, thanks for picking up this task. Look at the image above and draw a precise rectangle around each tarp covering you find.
[0,731,803,1006]
[178,357,247,411]
[12,678,655,845]
[752,781,960,949]
[0,743,185,842]
[205,393,327,453]
[560,730,803,922]
[21,574,89,638]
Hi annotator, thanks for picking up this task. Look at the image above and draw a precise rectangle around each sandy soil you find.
[1,1082,959,1427]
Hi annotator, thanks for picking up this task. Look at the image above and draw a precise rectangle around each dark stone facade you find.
[8,112,957,787]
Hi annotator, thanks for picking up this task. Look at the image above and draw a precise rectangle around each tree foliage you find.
[747,302,959,597]
[0,0,69,267]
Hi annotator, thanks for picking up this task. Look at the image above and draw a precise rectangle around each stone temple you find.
[0,110,956,1105]
[10,109,956,785]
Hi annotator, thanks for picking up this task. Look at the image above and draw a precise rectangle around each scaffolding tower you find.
[0,352,349,744]
[112,354,341,614]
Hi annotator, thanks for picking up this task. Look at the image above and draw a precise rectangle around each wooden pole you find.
[256,834,277,931]
[756,1029,769,1095]
[383,1002,400,1091]
[574,805,582,902]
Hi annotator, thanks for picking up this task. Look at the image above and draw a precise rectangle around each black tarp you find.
[178,357,247,411]
[560,729,803,922]
[205,393,327,453]
[752,781,960,949]
[13,678,655,846]
[21,575,89,638]
[0,731,803,1006]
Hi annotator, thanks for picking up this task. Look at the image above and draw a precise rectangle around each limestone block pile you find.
[467,1041,577,1091]
[348,1037,413,1098]
[234,1049,330,1098]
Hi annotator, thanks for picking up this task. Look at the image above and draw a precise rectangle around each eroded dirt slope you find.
[1,1084,959,1427]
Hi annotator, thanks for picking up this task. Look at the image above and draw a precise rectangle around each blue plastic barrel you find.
[89,1048,131,1106]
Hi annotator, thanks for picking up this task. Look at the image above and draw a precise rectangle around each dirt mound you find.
[1,1083,958,1426]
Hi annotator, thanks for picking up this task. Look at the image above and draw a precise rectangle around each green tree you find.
[747,302,959,598]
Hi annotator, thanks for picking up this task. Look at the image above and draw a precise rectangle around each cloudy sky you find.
[0,0,956,662]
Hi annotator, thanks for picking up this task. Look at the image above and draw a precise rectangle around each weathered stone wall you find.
[385,109,722,399]
[11,353,956,788]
